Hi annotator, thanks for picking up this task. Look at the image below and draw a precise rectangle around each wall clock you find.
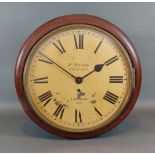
[15,14,142,139]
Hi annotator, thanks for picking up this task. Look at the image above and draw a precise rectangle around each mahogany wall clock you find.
[15,14,142,139]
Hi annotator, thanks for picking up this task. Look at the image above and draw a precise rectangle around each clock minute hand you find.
[39,52,76,79]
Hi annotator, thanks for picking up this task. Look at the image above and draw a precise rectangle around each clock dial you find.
[23,24,134,132]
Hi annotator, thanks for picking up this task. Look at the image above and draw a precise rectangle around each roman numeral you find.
[105,56,119,66]
[75,109,82,123]
[94,106,102,116]
[109,76,123,83]
[38,91,52,106]
[53,104,65,119]
[38,58,52,64]
[53,40,65,54]
[74,35,84,49]
[34,77,48,84]
[94,41,102,53]
[38,52,53,64]
[103,91,119,104]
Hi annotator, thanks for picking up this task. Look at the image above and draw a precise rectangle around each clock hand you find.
[75,63,105,84]
[82,63,105,79]
[77,56,118,84]
[39,52,76,79]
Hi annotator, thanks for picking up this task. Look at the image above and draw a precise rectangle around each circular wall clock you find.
[15,14,142,139]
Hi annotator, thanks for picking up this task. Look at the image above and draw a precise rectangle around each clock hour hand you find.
[39,52,76,79]
[81,56,119,81]
[82,63,105,79]
[76,56,119,84]
[75,63,105,84]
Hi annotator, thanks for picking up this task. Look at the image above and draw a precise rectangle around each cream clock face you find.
[23,24,134,132]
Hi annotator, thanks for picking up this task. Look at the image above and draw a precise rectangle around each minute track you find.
[29,30,129,131]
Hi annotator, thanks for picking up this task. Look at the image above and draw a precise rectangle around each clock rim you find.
[15,14,142,139]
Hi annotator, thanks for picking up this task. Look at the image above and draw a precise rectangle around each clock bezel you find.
[15,14,142,139]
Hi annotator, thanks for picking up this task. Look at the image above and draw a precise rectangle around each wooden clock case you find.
[15,14,142,139]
